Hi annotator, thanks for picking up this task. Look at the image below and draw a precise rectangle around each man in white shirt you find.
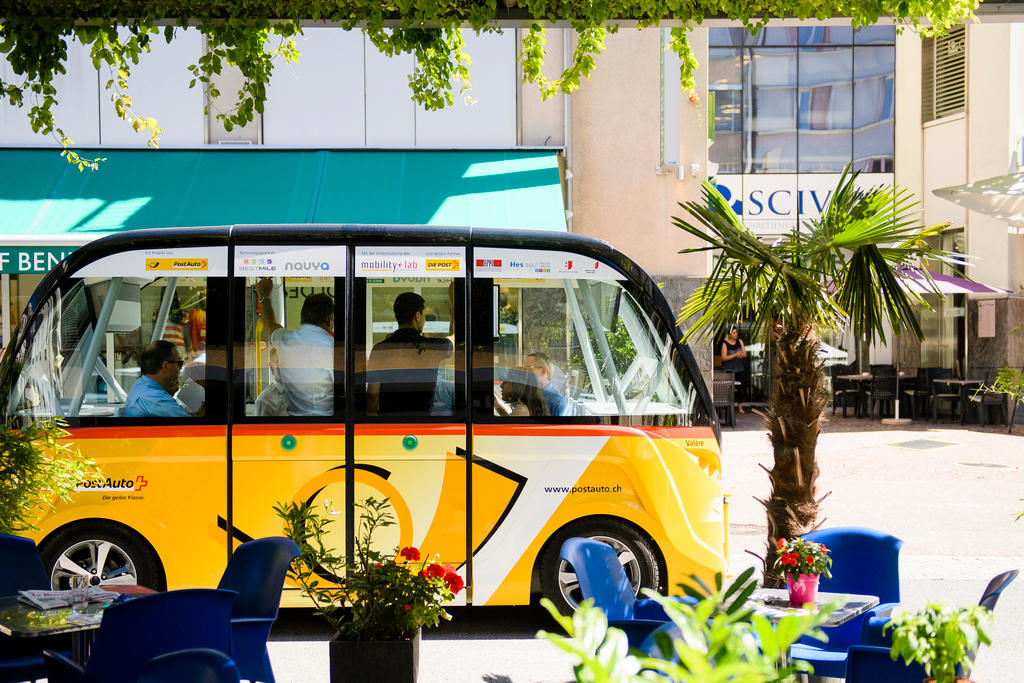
[254,278,334,416]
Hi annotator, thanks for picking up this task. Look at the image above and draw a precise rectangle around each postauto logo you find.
[76,475,149,493]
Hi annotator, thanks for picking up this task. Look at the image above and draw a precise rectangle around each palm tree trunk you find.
[761,320,829,587]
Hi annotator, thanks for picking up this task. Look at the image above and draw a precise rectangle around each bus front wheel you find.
[539,519,662,615]
[40,522,164,591]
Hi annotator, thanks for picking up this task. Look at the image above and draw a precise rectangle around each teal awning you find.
[0,148,568,238]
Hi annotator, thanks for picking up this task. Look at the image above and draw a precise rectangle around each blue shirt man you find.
[124,340,188,418]
[525,352,568,416]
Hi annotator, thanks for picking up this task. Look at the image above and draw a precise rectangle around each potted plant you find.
[275,496,464,683]
[773,537,832,606]
[887,602,992,683]
[0,417,100,535]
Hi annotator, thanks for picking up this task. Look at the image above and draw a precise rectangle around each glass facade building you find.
[709,26,896,174]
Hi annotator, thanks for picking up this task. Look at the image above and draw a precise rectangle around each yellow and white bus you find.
[2,225,725,610]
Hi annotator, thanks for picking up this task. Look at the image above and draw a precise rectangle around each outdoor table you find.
[749,588,879,627]
[933,377,984,424]
[0,586,154,666]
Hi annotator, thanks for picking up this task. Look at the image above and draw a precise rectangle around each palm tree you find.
[674,166,955,585]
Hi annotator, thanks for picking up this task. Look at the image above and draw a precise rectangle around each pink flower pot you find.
[786,573,819,606]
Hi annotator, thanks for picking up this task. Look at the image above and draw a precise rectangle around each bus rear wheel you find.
[539,519,662,615]
[40,522,164,591]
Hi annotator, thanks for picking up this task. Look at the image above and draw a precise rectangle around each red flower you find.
[400,546,421,561]
[442,566,464,594]
[806,556,814,564]
[404,604,411,611]
[426,563,445,579]
[777,538,786,551]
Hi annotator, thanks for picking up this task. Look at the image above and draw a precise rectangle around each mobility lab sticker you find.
[355,246,466,277]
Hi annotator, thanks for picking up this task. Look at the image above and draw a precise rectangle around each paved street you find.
[267,413,1024,682]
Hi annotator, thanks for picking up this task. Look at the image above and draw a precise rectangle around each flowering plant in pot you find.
[887,602,992,683]
[773,537,832,606]
[275,496,464,683]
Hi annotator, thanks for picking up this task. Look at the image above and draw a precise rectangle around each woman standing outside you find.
[720,325,747,414]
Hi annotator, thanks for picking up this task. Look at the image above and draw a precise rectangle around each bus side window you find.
[476,253,698,425]
[240,276,341,420]
[6,274,219,423]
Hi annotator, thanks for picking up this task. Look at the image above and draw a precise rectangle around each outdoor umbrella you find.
[933,171,1024,223]
[897,268,1009,295]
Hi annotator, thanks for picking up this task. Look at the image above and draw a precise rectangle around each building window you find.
[709,26,896,174]
[922,25,966,123]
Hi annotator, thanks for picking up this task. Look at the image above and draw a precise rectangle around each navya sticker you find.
[355,247,465,277]
[75,248,228,278]
[234,245,347,277]
[473,248,625,281]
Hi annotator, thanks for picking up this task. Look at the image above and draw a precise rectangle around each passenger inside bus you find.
[254,278,334,416]
[124,340,188,418]
[523,352,568,416]
[499,367,549,417]
[367,291,453,415]
[254,347,288,417]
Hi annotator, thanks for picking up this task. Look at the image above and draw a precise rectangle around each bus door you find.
[469,248,707,607]
[229,245,347,570]
[5,245,230,590]
[353,246,468,603]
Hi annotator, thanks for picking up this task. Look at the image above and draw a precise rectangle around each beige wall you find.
[570,28,710,279]
[966,23,1014,291]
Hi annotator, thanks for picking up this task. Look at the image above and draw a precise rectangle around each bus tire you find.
[40,522,164,591]
[538,519,662,616]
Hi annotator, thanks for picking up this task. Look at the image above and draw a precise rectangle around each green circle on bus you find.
[281,435,297,451]
[402,435,418,451]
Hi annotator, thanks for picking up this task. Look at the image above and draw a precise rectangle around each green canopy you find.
[0,148,567,236]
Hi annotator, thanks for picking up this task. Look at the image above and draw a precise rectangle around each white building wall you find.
[98,29,205,146]
[0,41,100,146]
[263,29,366,146]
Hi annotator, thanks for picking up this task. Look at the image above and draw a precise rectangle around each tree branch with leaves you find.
[2,0,977,166]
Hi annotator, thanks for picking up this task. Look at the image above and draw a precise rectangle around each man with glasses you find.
[125,340,188,418]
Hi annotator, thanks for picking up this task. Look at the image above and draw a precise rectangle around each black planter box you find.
[329,629,420,683]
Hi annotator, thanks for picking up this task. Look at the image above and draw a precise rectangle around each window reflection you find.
[707,27,894,175]
[798,46,852,172]
[746,48,797,172]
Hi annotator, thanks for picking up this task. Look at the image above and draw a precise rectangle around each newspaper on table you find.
[18,587,110,610]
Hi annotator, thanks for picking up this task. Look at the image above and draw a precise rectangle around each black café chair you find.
[831,365,861,418]
[712,374,735,428]
[969,368,1008,427]
[904,367,935,420]
[865,373,899,418]
[930,367,960,423]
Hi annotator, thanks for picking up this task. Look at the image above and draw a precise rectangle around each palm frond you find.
[672,166,960,347]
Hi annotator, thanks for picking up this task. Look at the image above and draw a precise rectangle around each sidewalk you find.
[267,414,1024,682]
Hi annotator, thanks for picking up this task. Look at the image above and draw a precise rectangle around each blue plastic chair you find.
[640,621,683,661]
[788,527,903,678]
[559,537,675,647]
[137,648,241,683]
[0,534,63,683]
[845,645,928,683]
[43,588,236,683]
[217,537,300,683]
[862,568,1018,647]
